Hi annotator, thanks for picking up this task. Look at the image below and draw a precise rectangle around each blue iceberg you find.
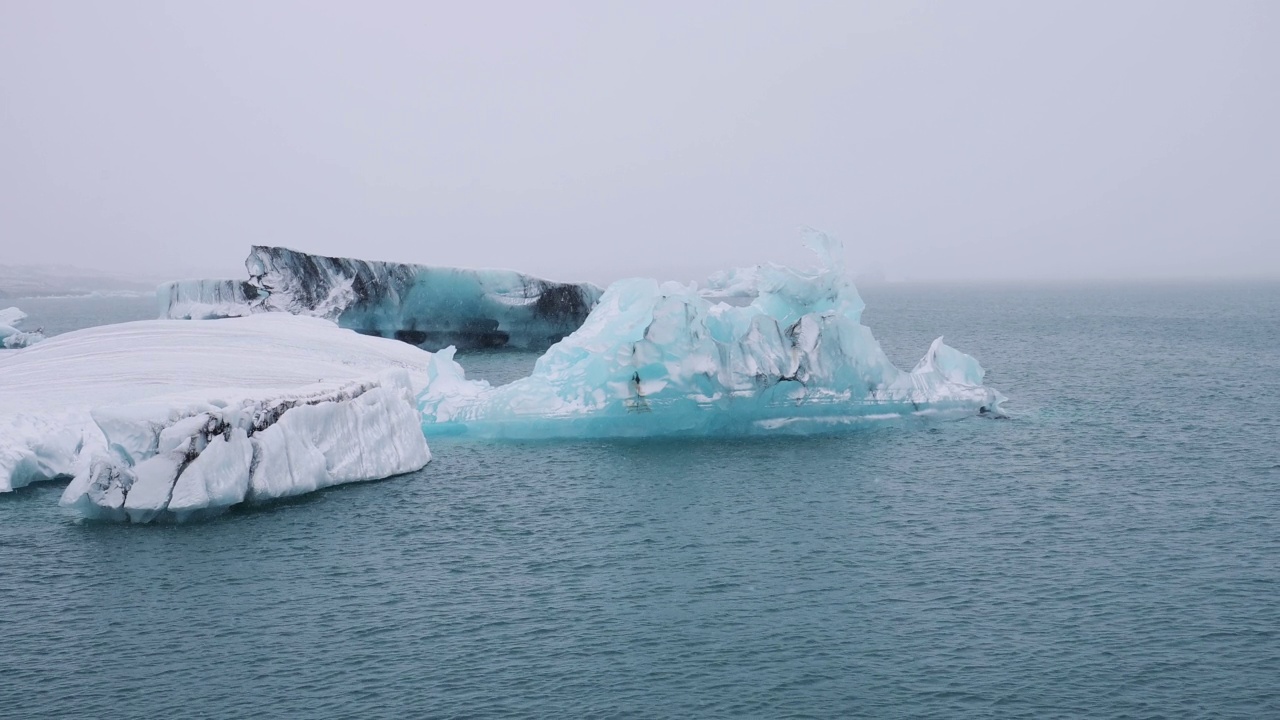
[418,231,1004,438]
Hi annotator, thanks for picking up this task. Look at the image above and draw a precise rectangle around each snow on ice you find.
[0,314,434,499]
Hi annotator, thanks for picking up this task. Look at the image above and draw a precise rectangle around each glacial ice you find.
[60,373,430,522]
[418,231,1004,438]
[158,279,258,320]
[0,314,435,494]
[161,246,603,351]
[0,307,23,326]
[3,230,1006,521]
[0,307,45,349]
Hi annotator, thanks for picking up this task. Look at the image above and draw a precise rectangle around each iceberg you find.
[0,307,23,326]
[158,279,259,320]
[1,331,44,350]
[0,306,45,349]
[160,246,604,351]
[0,314,435,494]
[1,230,1006,524]
[60,373,429,522]
[418,231,1004,438]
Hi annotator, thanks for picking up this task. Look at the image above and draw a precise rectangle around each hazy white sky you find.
[1,1,1277,284]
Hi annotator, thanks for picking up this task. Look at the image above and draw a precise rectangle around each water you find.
[3,282,1278,718]
[3,294,156,336]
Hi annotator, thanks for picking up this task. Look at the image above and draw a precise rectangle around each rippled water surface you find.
[3,282,1279,718]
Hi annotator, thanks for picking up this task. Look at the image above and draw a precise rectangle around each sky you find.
[1,1,1277,284]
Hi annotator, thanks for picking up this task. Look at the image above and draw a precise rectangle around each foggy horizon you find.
[3,1,1277,285]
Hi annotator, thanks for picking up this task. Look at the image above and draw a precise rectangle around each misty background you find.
[1,1,1277,286]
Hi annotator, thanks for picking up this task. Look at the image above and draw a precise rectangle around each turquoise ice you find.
[418,230,1004,438]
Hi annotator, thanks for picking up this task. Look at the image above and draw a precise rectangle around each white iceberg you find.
[0,306,45,349]
[60,374,429,522]
[0,307,24,326]
[0,314,435,495]
[418,231,1004,438]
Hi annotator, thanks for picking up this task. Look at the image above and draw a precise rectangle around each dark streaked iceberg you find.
[158,279,259,320]
[161,246,603,351]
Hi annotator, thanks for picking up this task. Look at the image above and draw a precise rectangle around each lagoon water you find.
[3,282,1278,718]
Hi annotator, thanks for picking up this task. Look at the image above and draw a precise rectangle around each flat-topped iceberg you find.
[418,231,1004,438]
[0,314,435,494]
[61,374,429,523]
[0,306,45,349]
[161,246,603,351]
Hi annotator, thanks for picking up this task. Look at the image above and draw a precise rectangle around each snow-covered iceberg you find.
[0,306,45,349]
[161,246,604,351]
[0,314,435,495]
[418,231,1004,438]
[60,373,429,522]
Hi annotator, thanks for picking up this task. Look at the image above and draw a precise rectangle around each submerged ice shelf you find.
[162,246,603,351]
[418,231,1004,438]
[0,314,436,501]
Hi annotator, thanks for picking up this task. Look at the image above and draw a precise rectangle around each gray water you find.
[3,294,156,337]
[2,282,1278,718]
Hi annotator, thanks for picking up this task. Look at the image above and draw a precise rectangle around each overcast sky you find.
[1,1,1277,284]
